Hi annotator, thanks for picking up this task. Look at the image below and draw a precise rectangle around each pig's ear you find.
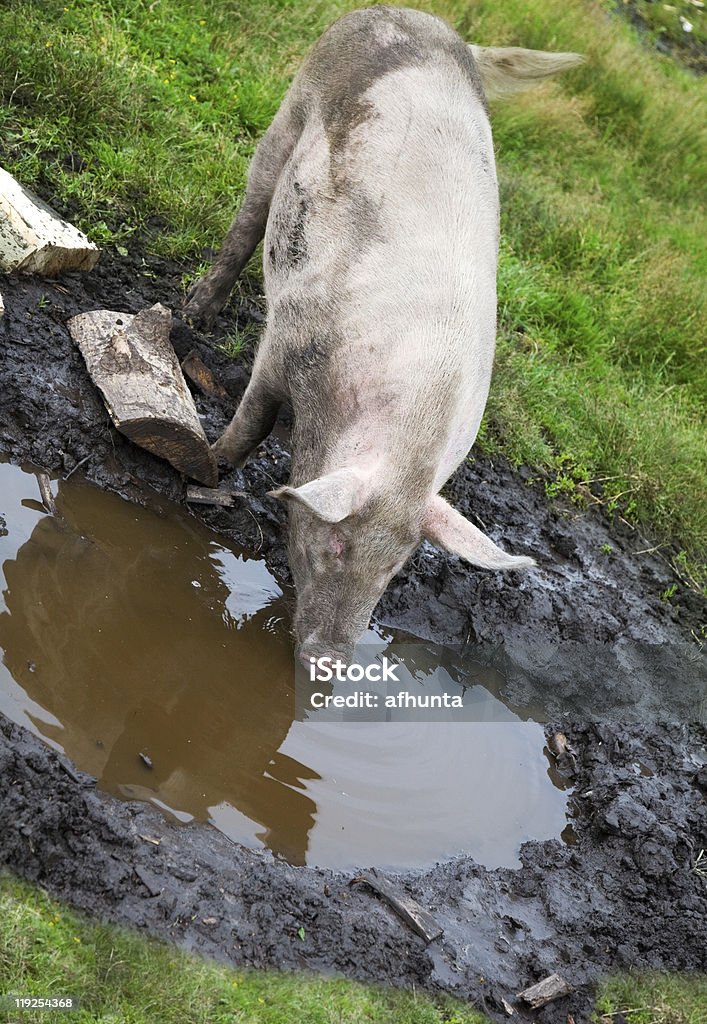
[268,467,370,523]
[422,495,536,570]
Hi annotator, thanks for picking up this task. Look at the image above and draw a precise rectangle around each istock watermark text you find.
[307,656,400,683]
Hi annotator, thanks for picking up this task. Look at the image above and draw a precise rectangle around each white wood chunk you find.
[0,166,99,275]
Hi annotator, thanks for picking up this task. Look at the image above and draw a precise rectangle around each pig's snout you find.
[297,639,355,673]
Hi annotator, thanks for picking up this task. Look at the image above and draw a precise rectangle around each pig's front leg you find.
[212,375,282,468]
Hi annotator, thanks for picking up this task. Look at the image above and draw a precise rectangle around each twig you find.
[8,70,30,106]
[577,473,644,486]
[246,505,264,552]
[36,472,56,515]
[350,870,443,943]
[603,1007,660,1017]
[64,455,90,481]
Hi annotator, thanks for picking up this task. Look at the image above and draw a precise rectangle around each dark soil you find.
[0,246,706,1021]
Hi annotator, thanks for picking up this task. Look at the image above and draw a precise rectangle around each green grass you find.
[0,0,705,574]
[0,874,480,1024]
[596,973,707,1024]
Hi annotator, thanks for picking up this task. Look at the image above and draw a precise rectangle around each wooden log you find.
[518,974,572,1009]
[68,304,218,486]
[351,870,443,943]
[0,167,99,275]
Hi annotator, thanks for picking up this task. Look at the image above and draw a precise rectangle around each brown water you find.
[0,460,568,869]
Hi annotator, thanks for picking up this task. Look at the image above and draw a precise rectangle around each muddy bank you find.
[0,247,703,649]
[1,247,706,1019]
[2,714,705,1021]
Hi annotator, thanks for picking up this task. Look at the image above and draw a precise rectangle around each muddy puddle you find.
[0,459,569,870]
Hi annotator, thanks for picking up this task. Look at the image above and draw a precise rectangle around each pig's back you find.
[298,6,486,155]
[264,6,499,431]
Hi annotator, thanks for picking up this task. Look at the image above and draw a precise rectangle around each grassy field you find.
[597,973,707,1024]
[2,874,706,1024]
[0,0,705,578]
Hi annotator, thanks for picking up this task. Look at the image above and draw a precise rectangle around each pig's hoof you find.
[183,284,219,328]
[183,299,215,329]
[211,437,237,467]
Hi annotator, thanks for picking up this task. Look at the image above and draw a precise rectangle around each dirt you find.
[0,244,706,1021]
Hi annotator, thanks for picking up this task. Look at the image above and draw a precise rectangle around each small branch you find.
[350,870,443,944]
[64,454,90,481]
[36,472,56,515]
[186,485,246,508]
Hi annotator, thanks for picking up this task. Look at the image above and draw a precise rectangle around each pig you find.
[184,6,583,663]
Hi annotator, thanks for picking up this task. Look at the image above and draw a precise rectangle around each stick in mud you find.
[36,472,57,515]
[64,455,91,481]
[185,485,246,508]
[350,870,443,944]
[181,349,228,400]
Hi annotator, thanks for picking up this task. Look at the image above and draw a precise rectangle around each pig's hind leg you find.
[184,102,304,325]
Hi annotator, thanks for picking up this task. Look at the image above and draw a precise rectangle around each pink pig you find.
[185,7,582,661]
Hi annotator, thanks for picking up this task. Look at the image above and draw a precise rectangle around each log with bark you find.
[68,304,218,486]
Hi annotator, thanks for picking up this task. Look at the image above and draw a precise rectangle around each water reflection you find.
[0,463,318,863]
[0,461,568,869]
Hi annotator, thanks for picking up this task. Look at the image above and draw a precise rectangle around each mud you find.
[1,244,706,1020]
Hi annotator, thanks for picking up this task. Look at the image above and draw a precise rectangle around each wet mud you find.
[1,246,706,1020]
